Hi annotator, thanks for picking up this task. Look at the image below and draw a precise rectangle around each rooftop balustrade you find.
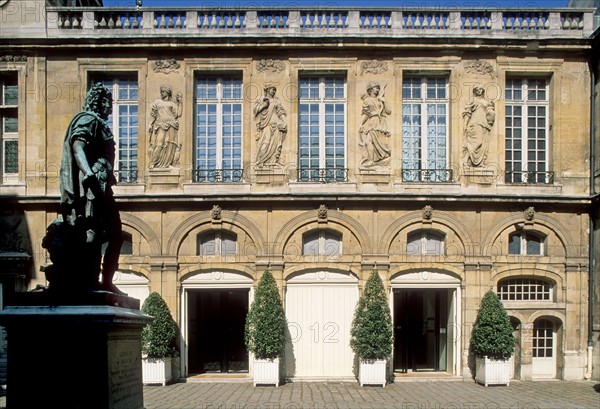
[39,7,595,40]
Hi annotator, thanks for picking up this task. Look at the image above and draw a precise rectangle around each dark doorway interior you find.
[393,288,449,373]
[187,289,249,374]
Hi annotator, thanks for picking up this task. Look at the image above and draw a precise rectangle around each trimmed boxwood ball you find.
[245,270,286,360]
[350,270,394,361]
[141,292,179,359]
[470,289,514,361]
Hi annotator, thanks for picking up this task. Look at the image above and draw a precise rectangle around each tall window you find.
[505,77,551,184]
[94,77,139,183]
[197,231,237,256]
[298,76,347,182]
[406,230,444,255]
[0,74,18,182]
[508,231,545,255]
[194,76,243,182]
[302,230,342,257]
[402,75,449,182]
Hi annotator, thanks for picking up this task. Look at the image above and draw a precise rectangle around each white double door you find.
[285,272,358,379]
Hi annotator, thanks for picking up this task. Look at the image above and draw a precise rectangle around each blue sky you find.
[102,0,571,8]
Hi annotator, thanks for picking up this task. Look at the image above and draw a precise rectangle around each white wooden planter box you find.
[359,359,387,387]
[475,356,510,387]
[253,358,280,387]
[142,357,173,386]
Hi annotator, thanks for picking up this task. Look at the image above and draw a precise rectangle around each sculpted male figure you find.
[44,83,124,294]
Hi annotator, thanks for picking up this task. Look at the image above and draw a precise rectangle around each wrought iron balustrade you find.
[401,169,454,183]
[297,168,348,183]
[193,168,243,183]
[115,169,138,184]
[504,171,554,184]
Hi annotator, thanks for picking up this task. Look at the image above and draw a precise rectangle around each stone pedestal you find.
[147,167,181,191]
[0,292,152,409]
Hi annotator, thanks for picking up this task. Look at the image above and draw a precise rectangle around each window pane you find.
[303,231,320,255]
[508,234,521,255]
[406,231,422,255]
[3,139,18,174]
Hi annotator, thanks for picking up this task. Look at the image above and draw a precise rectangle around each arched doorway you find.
[391,271,461,375]
[112,270,149,305]
[532,317,559,378]
[284,271,359,380]
[181,271,253,376]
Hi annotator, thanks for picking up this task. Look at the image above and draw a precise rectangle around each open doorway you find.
[393,288,453,373]
[187,289,249,374]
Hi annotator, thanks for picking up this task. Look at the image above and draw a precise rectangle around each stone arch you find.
[379,210,470,258]
[492,267,564,289]
[529,310,565,325]
[120,212,161,255]
[273,210,372,256]
[283,264,361,282]
[482,213,576,258]
[179,267,255,284]
[167,211,265,256]
[116,266,151,281]
[390,267,464,284]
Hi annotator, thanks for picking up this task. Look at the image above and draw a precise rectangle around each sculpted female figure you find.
[462,86,495,167]
[148,86,182,168]
[254,85,287,168]
[359,82,391,167]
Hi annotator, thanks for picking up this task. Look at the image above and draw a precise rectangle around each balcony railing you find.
[193,168,243,183]
[505,171,554,184]
[402,169,454,183]
[115,169,138,184]
[43,7,594,39]
[298,168,348,183]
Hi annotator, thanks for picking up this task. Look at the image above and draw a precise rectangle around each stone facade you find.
[0,1,598,381]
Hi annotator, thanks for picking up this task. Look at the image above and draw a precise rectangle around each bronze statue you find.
[42,83,124,294]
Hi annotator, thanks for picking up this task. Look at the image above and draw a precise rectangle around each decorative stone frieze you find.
[256,59,285,73]
[0,55,26,62]
[152,58,180,74]
[360,60,388,75]
[464,60,495,77]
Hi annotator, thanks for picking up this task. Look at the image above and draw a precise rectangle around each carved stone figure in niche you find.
[42,83,124,294]
[462,86,495,167]
[148,86,182,169]
[254,85,287,168]
[359,82,391,167]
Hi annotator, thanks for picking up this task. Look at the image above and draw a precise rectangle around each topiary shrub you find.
[350,270,394,361]
[141,292,179,359]
[244,270,286,360]
[470,289,514,361]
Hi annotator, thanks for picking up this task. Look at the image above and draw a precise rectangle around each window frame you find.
[298,74,348,182]
[0,73,19,182]
[92,76,140,184]
[197,231,238,256]
[302,230,343,257]
[193,75,244,183]
[505,76,552,184]
[406,230,445,256]
[508,231,546,256]
[401,74,451,183]
[497,277,553,302]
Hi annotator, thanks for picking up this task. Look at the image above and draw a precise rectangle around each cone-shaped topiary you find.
[350,270,394,361]
[141,292,179,359]
[470,289,514,361]
[244,270,287,360]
